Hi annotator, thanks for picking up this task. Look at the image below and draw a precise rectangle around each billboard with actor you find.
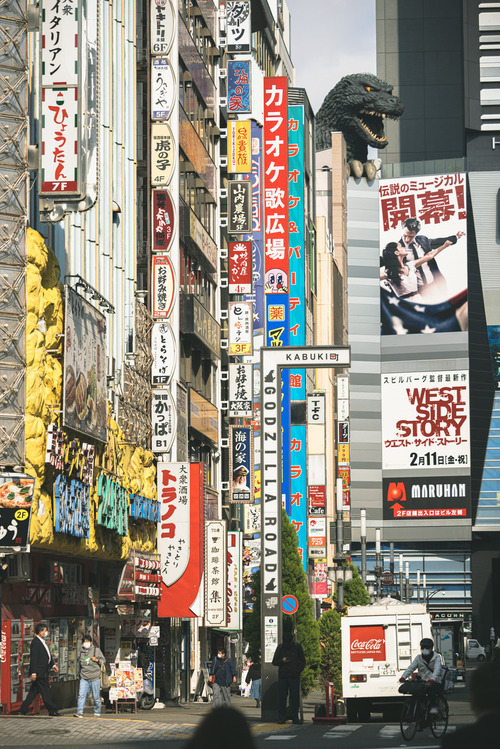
[379,173,467,335]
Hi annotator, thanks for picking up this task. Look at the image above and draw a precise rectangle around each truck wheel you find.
[477,654,485,662]
[346,703,358,723]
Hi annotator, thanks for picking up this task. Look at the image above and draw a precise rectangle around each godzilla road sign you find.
[260,345,350,721]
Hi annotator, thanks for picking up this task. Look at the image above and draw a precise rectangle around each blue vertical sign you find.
[244,123,264,332]
[288,106,306,400]
[265,294,291,514]
[290,425,308,570]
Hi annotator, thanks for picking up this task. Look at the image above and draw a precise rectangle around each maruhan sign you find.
[259,346,350,721]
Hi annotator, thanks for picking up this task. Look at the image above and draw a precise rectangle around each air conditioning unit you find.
[7,553,31,581]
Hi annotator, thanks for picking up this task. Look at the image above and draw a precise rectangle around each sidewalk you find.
[0,693,301,746]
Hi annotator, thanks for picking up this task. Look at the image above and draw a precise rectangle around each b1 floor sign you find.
[282,595,299,615]
[260,345,350,722]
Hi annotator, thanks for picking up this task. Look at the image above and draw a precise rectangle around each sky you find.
[285,0,377,114]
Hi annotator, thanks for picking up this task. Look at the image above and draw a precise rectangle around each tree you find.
[281,509,321,695]
[344,564,370,606]
[243,509,321,695]
[318,609,342,696]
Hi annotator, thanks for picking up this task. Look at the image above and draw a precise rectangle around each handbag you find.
[95,647,110,690]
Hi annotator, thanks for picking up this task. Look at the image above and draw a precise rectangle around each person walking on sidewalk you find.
[245,659,262,707]
[209,648,237,707]
[19,622,61,716]
[74,635,105,718]
[272,632,305,724]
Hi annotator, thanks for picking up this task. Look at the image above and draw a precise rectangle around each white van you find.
[466,638,486,661]
[341,599,433,722]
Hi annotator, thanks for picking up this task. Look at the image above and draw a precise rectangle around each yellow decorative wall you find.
[25,229,157,560]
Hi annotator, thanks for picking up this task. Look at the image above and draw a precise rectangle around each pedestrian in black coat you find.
[19,622,61,716]
[272,633,305,724]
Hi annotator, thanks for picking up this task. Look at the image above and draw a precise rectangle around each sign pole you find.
[260,346,350,722]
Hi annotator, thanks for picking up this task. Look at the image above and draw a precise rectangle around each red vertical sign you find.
[263,77,289,289]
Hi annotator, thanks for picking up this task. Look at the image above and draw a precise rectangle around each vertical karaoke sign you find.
[150,0,178,456]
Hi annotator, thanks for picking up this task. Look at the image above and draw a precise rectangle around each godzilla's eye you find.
[364,86,371,92]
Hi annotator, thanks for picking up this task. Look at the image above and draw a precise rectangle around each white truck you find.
[341,599,433,722]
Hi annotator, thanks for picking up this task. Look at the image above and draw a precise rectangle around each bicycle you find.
[399,678,449,741]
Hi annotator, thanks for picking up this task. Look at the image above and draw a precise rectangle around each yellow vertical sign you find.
[228,120,251,173]
[338,444,350,463]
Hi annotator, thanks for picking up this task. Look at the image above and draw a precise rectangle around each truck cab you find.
[466,638,486,661]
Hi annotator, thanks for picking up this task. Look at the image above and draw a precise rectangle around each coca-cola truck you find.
[341,600,432,722]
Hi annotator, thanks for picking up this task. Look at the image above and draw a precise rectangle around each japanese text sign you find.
[350,625,386,662]
[152,388,177,453]
[41,0,79,87]
[152,255,176,318]
[152,190,175,252]
[205,521,227,626]
[226,1,251,53]
[228,362,253,417]
[151,322,176,384]
[228,180,252,234]
[263,77,289,286]
[54,475,90,538]
[0,473,35,550]
[227,60,251,113]
[229,426,253,503]
[228,120,251,173]
[290,425,307,570]
[383,476,470,521]
[152,58,175,119]
[229,241,252,293]
[229,301,253,355]
[381,370,470,471]
[158,463,190,587]
[379,173,467,336]
[40,86,79,195]
[225,531,243,630]
[151,0,175,55]
[151,122,176,185]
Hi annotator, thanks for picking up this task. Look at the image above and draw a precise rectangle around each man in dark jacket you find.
[441,660,500,748]
[20,622,61,716]
[209,647,237,707]
[272,633,305,724]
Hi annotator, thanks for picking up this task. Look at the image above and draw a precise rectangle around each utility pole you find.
[360,509,367,584]
[375,528,382,600]
[399,554,404,601]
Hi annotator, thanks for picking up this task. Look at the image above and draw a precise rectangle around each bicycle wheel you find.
[430,696,449,739]
[400,698,418,741]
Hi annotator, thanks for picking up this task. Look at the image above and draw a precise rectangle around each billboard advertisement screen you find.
[379,173,467,335]
[382,370,469,471]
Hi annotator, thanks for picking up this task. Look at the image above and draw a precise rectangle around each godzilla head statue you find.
[315,73,404,166]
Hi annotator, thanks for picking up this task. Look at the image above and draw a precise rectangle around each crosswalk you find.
[264,723,456,742]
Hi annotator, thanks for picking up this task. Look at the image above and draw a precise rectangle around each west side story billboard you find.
[379,173,467,336]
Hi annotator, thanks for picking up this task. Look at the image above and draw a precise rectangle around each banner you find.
[229,301,253,355]
[151,389,176,453]
[151,0,175,55]
[226,531,243,630]
[226,1,251,54]
[152,255,176,318]
[227,60,251,113]
[0,474,35,549]
[152,190,175,252]
[229,241,252,294]
[290,426,307,569]
[228,181,252,234]
[243,124,264,331]
[158,463,204,617]
[63,287,107,442]
[205,521,227,626]
[228,362,253,417]
[228,121,251,173]
[229,426,253,503]
[381,370,469,470]
[383,476,470,520]
[379,173,467,336]
[151,322,176,384]
[263,77,289,289]
[151,58,175,119]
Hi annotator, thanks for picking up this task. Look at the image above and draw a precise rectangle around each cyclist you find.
[399,637,443,715]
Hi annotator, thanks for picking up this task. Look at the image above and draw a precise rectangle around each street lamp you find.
[425,587,445,611]
[328,564,353,610]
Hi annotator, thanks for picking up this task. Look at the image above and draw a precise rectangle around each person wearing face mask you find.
[209,647,237,707]
[74,635,105,718]
[19,622,61,716]
[399,638,443,714]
